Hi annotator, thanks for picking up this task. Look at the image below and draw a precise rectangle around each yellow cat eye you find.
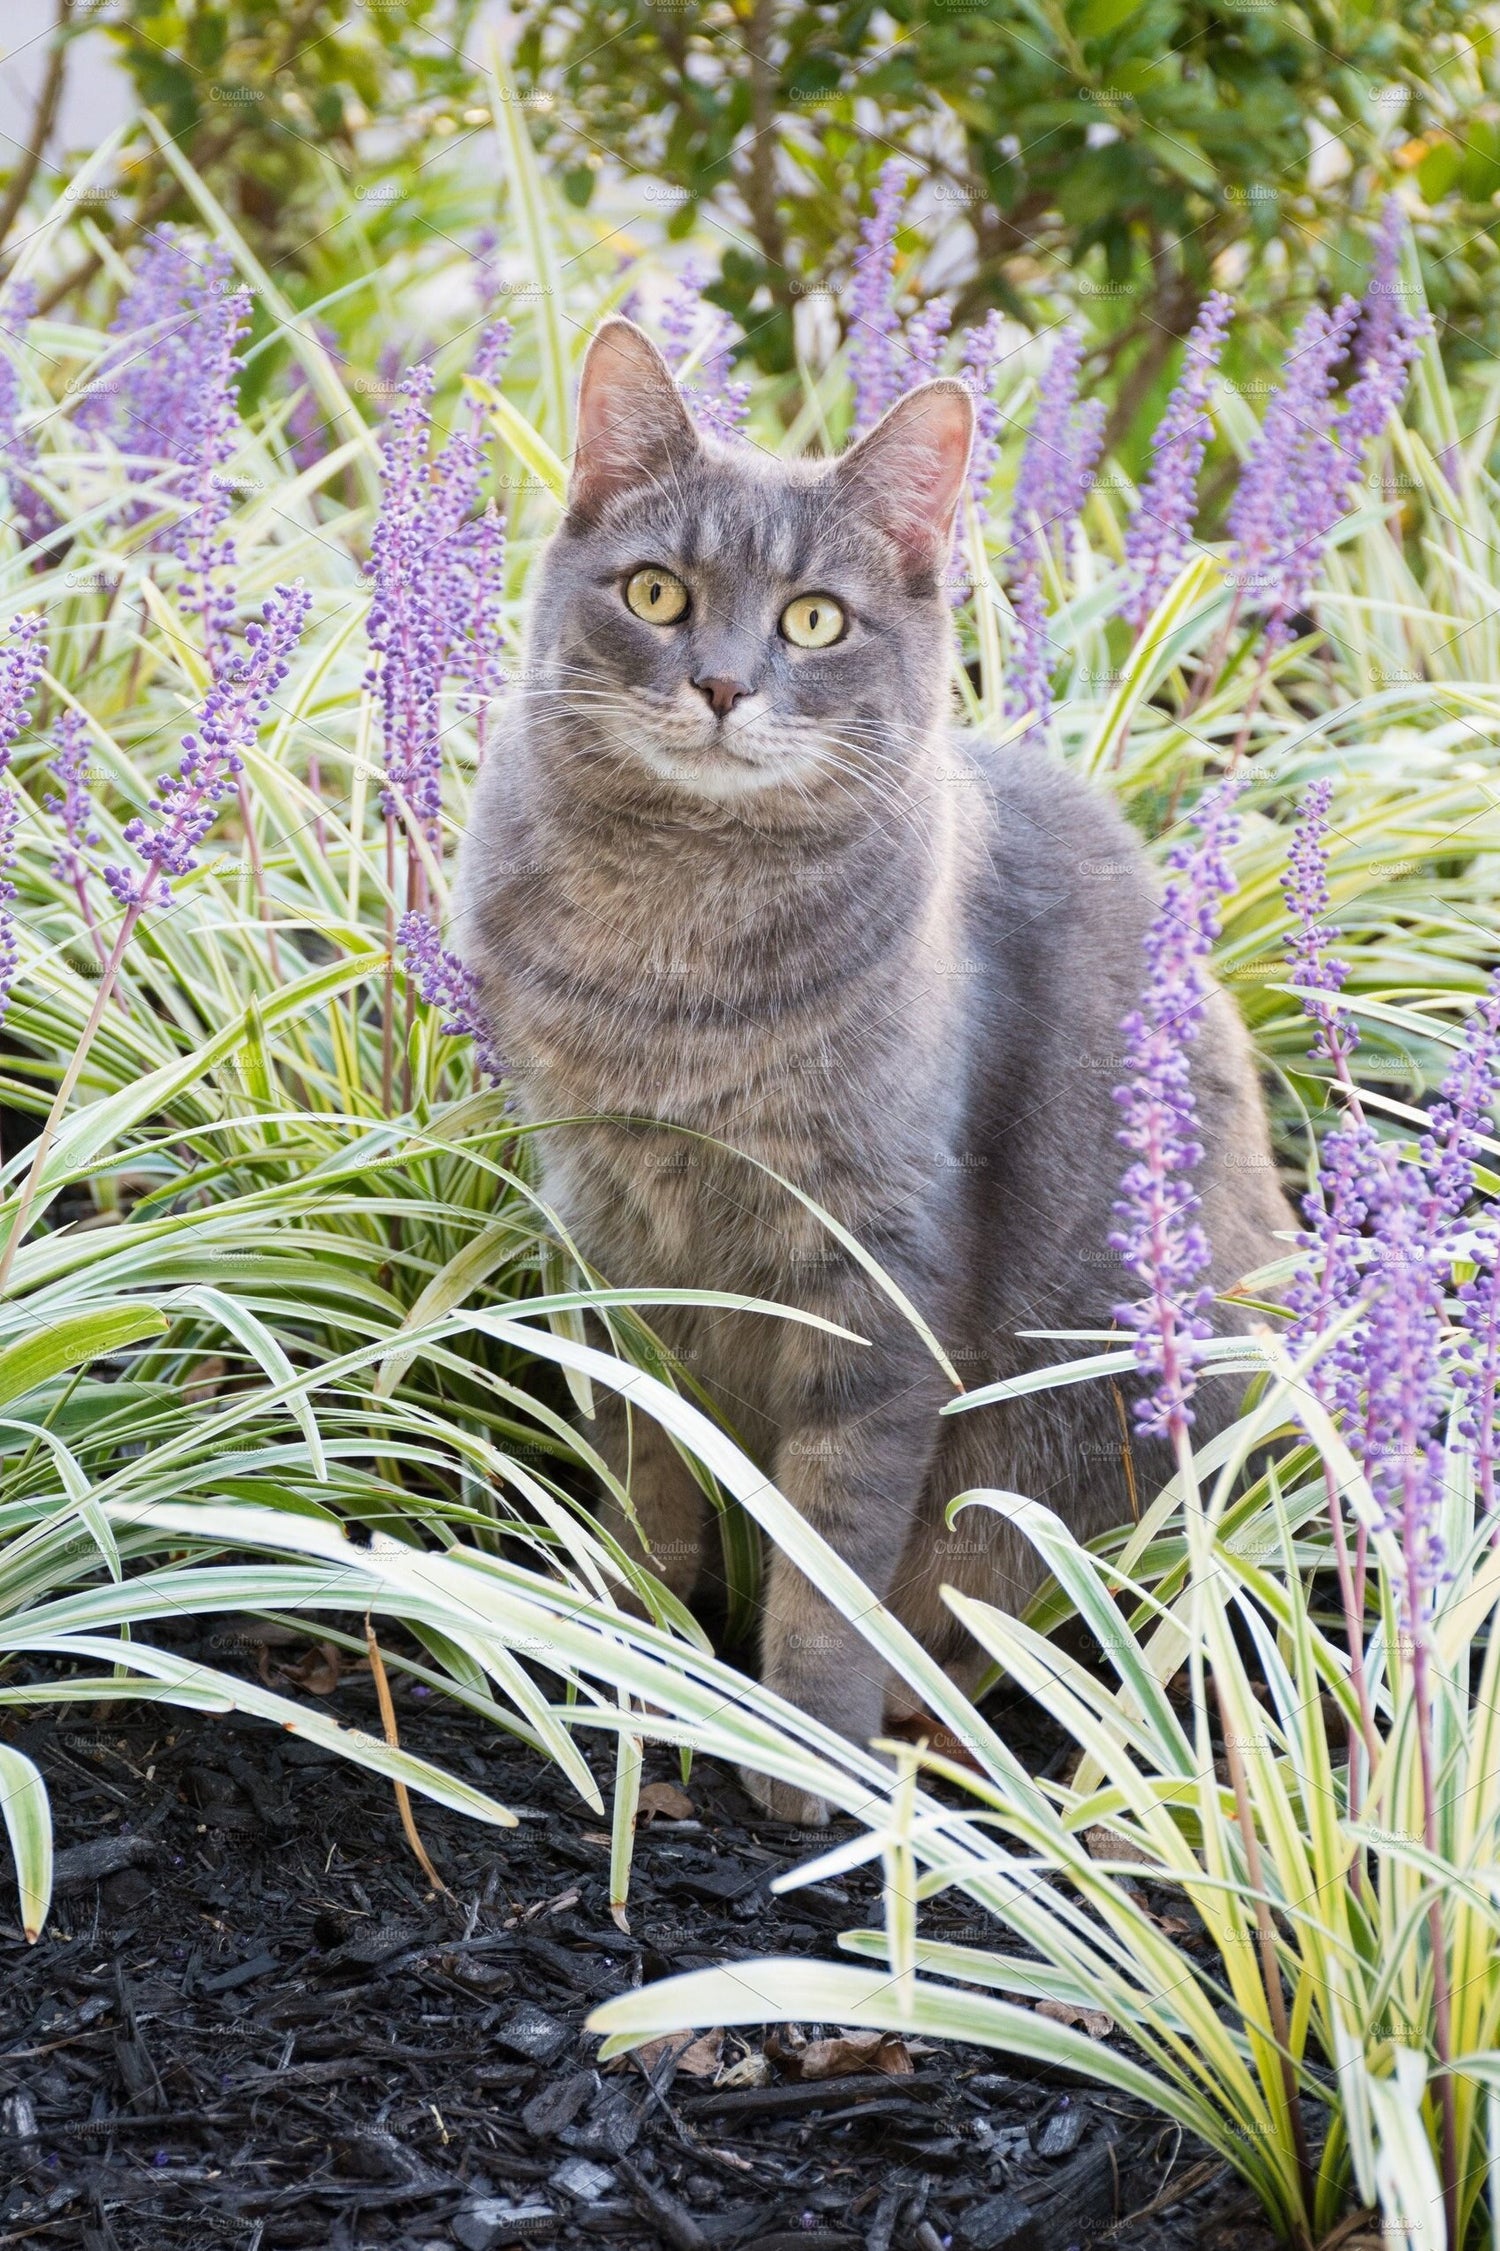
[624,566,689,625]
[779,593,845,649]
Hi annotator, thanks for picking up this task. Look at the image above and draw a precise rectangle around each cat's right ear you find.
[568,317,700,523]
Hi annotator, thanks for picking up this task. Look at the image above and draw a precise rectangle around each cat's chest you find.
[494,834,883,1122]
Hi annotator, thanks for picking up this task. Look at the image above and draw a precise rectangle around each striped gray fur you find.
[454,319,1290,1818]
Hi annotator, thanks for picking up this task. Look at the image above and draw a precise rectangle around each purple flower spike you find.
[105,582,310,911]
[287,321,340,474]
[658,265,750,442]
[946,310,1010,608]
[452,500,507,750]
[1279,780,1378,1420]
[0,613,43,1038]
[0,786,19,1032]
[1003,329,1104,743]
[399,910,505,1083]
[1337,204,1429,466]
[366,364,447,838]
[1357,194,1409,374]
[0,612,45,769]
[1282,777,1358,1067]
[1418,967,1500,1223]
[848,160,907,433]
[1122,292,1232,630]
[1227,230,1424,645]
[0,283,53,550]
[1362,1151,1449,1632]
[1455,1219,1500,1522]
[366,324,513,843]
[660,262,707,370]
[1109,778,1245,1441]
[45,708,100,891]
[79,228,238,524]
[960,310,1008,514]
[904,296,952,387]
[1226,299,1358,637]
[174,284,251,677]
[1284,1108,1380,1427]
[1008,329,1104,553]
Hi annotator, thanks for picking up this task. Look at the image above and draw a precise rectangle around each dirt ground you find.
[0,1626,1285,2251]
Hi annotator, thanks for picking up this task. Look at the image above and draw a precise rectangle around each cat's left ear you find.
[831,380,975,576]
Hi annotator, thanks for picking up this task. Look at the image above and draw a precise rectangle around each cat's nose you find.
[692,673,752,718]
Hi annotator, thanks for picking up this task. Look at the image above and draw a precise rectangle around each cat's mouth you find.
[609,688,820,797]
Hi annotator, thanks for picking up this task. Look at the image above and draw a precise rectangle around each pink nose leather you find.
[694,675,751,717]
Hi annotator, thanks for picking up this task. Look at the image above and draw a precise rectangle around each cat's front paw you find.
[737,1764,830,1827]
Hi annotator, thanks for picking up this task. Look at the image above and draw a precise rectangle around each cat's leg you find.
[880,1421,1039,1730]
[592,1391,711,1605]
[743,1334,946,1824]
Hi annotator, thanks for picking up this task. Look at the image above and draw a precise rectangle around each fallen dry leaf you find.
[1035,2000,1114,2039]
[796,2028,915,2081]
[636,1780,695,1824]
[632,2028,724,2080]
[881,1712,985,1773]
[1082,1823,1157,1868]
[183,1355,227,1405]
[715,2050,771,2089]
[273,1641,349,1696]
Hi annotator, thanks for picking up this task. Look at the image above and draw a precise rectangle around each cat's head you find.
[524,316,973,817]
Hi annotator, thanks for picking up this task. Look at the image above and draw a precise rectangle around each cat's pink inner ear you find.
[835,380,976,570]
[569,317,699,521]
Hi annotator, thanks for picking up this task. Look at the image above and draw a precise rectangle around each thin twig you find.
[363,1610,451,1898]
[0,0,69,254]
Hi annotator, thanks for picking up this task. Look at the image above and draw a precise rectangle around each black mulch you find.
[0,1629,1281,2251]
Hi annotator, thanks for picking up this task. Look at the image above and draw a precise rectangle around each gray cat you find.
[453,316,1289,1818]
